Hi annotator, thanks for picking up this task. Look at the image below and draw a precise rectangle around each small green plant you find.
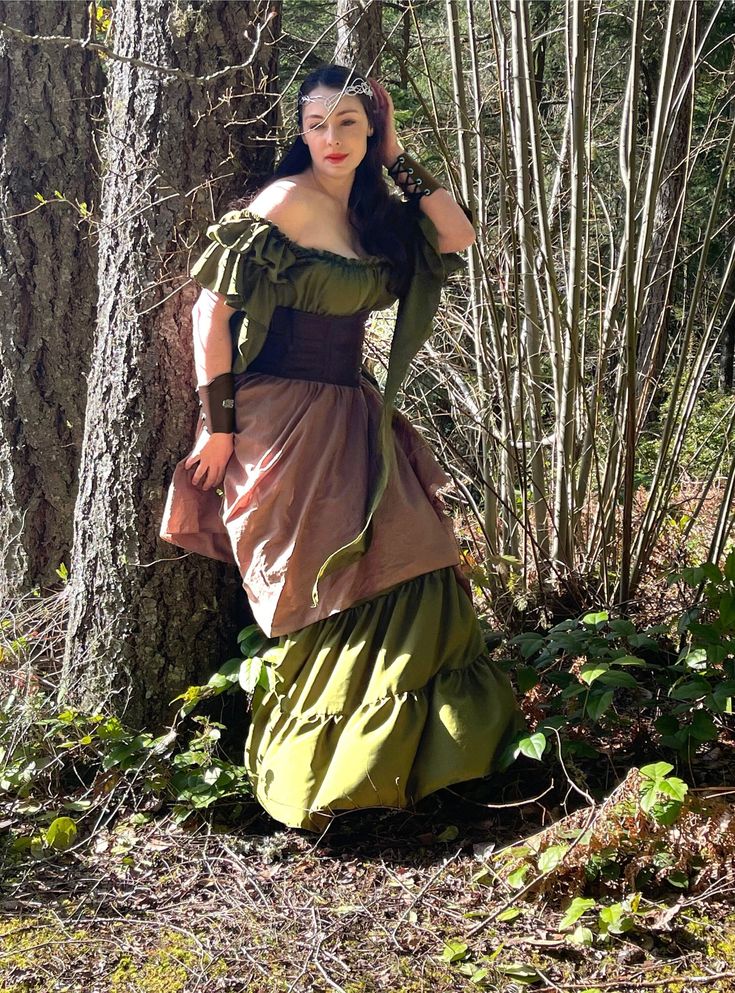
[558,892,646,945]
[661,552,735,752]
[637,761,688,825]
[501,558,734,769]
[172,624,273,716]
[0,621,278,852]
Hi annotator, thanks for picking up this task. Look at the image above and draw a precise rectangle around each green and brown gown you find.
[160,205,522,831]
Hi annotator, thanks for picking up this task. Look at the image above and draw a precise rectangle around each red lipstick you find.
[325,154,348,162]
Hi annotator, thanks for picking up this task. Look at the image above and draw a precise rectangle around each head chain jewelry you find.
[299,78,374,113]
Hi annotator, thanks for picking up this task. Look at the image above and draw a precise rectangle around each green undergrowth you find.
[495,552,735,774]
[1,557,733,863]
[0,558,733,992]
[0,628,276,858]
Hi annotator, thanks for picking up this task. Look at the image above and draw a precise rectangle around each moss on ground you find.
[0,920,225,993]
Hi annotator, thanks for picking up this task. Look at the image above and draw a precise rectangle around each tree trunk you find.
[637,3,695,400]
[62,0,280,728]
[334,0,382,74]
[0,2,104,601]
[720,51,735,392]
[398,1,411,89]
[722,293,735,390]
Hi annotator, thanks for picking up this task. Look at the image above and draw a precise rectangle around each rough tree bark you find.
[62,0,280,727]
[334,0,382,74]
[0,3,104,602]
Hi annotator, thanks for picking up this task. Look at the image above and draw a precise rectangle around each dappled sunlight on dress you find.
[159,206,524,830]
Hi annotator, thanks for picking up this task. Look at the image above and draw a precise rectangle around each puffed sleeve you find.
[313,203,470,601]
[190,209,298,373]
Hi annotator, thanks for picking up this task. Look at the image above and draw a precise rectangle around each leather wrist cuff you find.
[197,372,235,433]
[387,152,443,198]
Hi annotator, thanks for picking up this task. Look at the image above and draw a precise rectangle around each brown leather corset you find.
[235,306,372,390]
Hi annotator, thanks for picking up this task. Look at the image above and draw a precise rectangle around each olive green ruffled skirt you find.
[244,567,523,831]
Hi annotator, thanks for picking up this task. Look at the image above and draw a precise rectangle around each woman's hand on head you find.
[368,78,404,169]
[184,429,234,491]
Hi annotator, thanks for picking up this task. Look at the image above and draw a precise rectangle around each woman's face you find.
[299,87,374,177]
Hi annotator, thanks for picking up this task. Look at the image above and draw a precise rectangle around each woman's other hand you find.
[184,429,234,491]
[368,78,404,168]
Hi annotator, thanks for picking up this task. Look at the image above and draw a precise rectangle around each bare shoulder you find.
[248,177,313,242]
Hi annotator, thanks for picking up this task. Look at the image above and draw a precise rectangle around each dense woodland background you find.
[0,0,734,720]
[1,3,735,991]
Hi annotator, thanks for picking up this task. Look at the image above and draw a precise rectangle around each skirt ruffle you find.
[244,567,523,831]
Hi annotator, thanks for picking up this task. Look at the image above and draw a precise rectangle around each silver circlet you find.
[299,79,374,112]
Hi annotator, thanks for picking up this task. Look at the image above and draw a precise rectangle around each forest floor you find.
[2,490,735,992]
[0,737,734,993]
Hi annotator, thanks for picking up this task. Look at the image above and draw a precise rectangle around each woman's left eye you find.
[342,120,355,127]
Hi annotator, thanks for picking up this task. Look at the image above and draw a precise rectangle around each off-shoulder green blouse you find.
[189,203,466,599]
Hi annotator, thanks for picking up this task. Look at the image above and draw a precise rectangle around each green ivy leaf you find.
[507,865,530,889]
[45,816,77,851]
[496,962,542,983]
[517,666,539,693]
[640,761,674,782]
[568,926,595,946]
[496,907,523,922]
[441,940,469,963]
[718,595,735,628]
[582,611,609,626]
[538,844,569,874]
[217,657,244,682]
[680,648,708,670]
[669,679,709,701]
[598,903,633,934]
[239,657,264,694]
[237,624,269,656]
[678,567,705,587]
[688,711,716,742]
[585,690,615,721]
[560,896,596,930]
[518,732,546,761]
[655,715,679,735]
[610,654,647,666]
[205,673,231,693]
[595,670,639,689]
[579,663,609,685]
[512,633,546,658]
[607,619,637,637]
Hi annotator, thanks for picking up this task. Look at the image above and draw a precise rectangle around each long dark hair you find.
[229,64,411,295]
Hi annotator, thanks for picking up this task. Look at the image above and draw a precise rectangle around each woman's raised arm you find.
[370,79,476,254]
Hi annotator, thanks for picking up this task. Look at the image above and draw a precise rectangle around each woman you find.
[160,65,522,831]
